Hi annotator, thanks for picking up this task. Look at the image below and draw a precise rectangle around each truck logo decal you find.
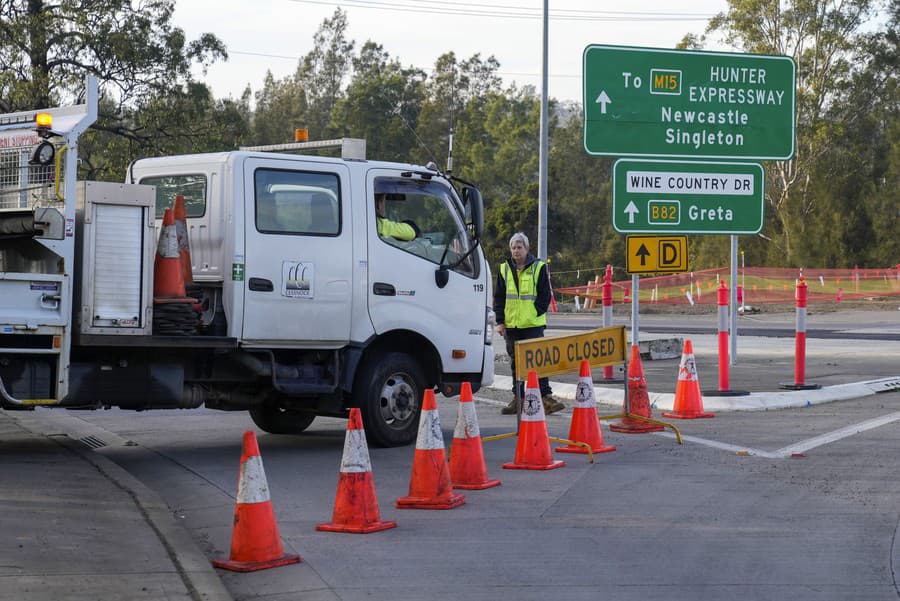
[282,260,314,298]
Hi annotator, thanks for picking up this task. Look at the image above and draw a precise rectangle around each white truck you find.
[0,78,495,446]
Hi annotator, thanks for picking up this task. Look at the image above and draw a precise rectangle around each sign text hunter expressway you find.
[583,45,796,160]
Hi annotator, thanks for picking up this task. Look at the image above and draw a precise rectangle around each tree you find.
[545,104,618,287]
[332,41,426,161]
[418,52,503,173]
[0,0,225,111]
[706,0,881,265]
[252,71,308,146]
[295,8,355,139]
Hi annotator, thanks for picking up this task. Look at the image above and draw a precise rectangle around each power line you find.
[397,0,711,18]
[229,50,583,80]
[283,0,713,21]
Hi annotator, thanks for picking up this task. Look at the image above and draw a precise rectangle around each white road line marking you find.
[656,432,778,458]
[477,394,900,460]
[773,411,900,457]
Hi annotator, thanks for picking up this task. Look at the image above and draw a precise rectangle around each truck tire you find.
[249,400,316,435]
[354,351,425,447]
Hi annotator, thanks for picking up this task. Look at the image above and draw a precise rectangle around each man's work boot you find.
[501,398,518,415]
[542,395,565,414]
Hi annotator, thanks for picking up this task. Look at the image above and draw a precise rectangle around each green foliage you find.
[332,41,426,162]
[0,0,225,111]
[4,2,895,272]
[706,0,882,264]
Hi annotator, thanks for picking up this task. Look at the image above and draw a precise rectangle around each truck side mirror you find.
[461,187,484,239]
[435,265,449,288]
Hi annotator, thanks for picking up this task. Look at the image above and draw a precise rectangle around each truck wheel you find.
[355,352,425,447]
[249,400,316,435]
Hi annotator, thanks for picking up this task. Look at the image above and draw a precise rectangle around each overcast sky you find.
[174,0,728,104]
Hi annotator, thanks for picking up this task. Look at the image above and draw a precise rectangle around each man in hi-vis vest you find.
[493,232,565,415]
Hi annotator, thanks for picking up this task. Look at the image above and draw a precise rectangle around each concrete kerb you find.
[486,374,900,413]
[11,413,234,601]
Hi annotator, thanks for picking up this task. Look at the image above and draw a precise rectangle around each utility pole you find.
[537,0,549,260]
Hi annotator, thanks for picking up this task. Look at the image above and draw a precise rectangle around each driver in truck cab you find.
[375,193,419,241]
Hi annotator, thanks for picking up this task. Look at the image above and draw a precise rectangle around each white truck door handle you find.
[40,293,61,309]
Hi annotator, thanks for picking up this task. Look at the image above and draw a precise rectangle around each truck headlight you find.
[485,307,495,345]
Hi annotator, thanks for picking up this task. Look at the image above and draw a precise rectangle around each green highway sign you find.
[612,159,765,234]
[584,45,796,160]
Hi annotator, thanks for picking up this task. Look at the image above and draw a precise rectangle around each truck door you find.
[366,171,487,375]
[242,159,352,345]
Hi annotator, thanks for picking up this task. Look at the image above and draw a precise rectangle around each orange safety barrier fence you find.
[555,265,900,306]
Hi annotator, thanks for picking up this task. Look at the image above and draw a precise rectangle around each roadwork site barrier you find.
[483,326,682,456]
[556,265,900,306]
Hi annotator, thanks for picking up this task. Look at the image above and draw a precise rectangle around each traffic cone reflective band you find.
[503,371,565,470]
[450,382,501,490]
[317,408,397,533]
[556,361,615,454]
[172,194,194,286]
[153,208,189,300]
[663,339,715,419]
[396,390,466,509]
[213,431,301,572]
[610,345,664,434]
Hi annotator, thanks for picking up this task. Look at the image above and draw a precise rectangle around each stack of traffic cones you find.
[152,208,199,335]
[172,194,194,287]
[213,431,301,572]
[317,408,397,533]
[556,360,615,454]
[153,208,189,300]
[610,345,664,433]
[450,382,500,490]
[663,340,715,419]
[503,370,565,470]
[153,209,199,335]
[396,390,466,509]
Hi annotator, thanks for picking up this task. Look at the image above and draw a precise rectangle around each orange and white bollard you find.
[780,279,820,390]
[704,281,748,397]
[599,265,621,383]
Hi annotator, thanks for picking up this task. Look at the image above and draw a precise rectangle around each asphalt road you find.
[5,308,900,600]
[35,390,900,601]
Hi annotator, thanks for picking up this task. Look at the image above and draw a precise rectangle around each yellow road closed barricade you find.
[513,326,627,379]
[481,326,631,462]
[492,324,682,450]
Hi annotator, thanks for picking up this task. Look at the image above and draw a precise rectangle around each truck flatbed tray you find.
[75,334,238,348]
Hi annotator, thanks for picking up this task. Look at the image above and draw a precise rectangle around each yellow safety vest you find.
[377,217,415,241]
[500,260,546,328]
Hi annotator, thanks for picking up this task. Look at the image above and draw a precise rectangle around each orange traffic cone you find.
[450,382,501,490]
[172,194,194,286]
[317,408,397,533]
[663,340,714,419]
[396,390,466,509]
[610,345,664,433]
[213,431,301,572]
[503,371,566,470]
[153,208,188,299]
[556,360,615,454]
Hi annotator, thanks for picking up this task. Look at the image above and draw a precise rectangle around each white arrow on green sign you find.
[612,159,765,234]
[583,45,796,160]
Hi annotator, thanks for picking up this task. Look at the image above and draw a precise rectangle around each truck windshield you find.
[374,177,478,278]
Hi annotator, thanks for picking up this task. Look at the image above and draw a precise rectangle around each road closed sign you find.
[513,326,627,379]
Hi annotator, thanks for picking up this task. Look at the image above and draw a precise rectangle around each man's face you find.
[375,196,385,217]
[510,241,527,263]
